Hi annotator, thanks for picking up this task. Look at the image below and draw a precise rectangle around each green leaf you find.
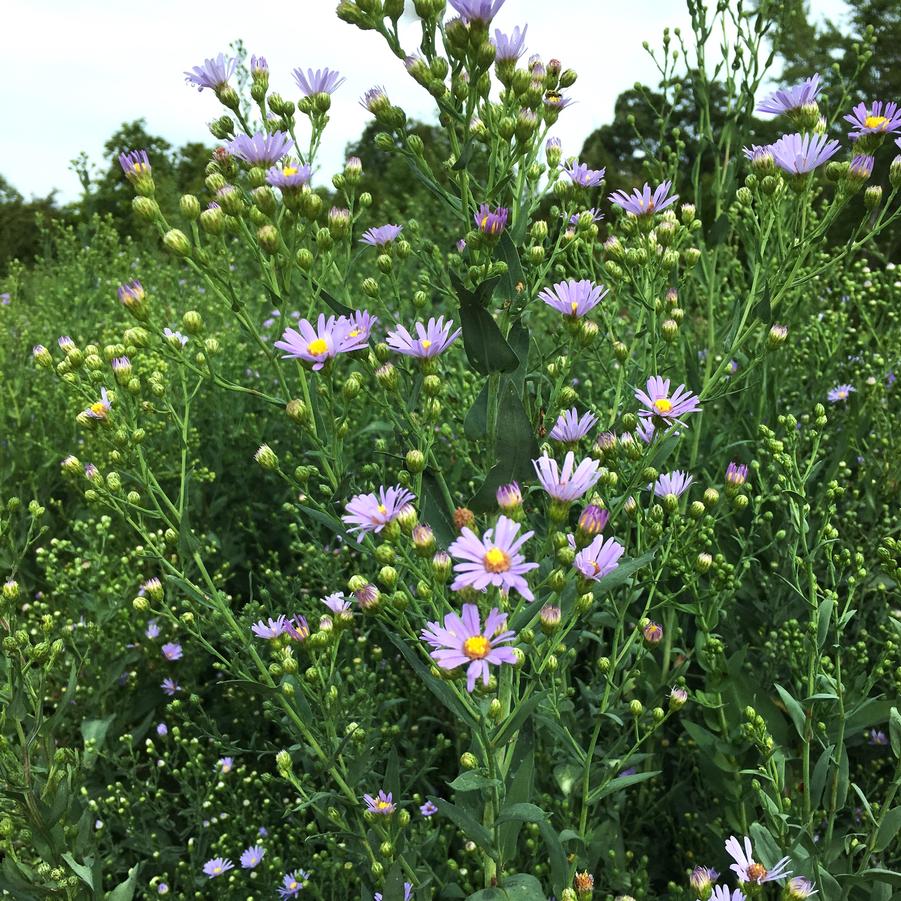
[62,854,94,891]
[874,807,901,853]
[810,744,834,810]
[466,873,546,900]
[464,384,489,440]
[429,797,493,852]
[748,823,782,869]
[497,232,526,295]
[817,596,834,650]
[588,770,660,803]
[81,716,114,769]
[889,706,901,758]
[107,864,140,901]
[492,693,544,748]
[497,802,546,824]
[458,300,519,375]
[775,684,807,738]
[420,470,456,548]
[448,771,500,792]
[590,551,655,595]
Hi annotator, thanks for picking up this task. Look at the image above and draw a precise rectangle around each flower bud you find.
[864,185,882,209]
[460,751,478,770]
[642,621,663,645]
[629,699,644,717]
[768,323,788,347]
[669,687,688,710]
[696,552,713,573]
[254,444,279,470]
[539,604,561,634]
[432,551,451,581]
[179,194,201,219]
[162,229,191,257]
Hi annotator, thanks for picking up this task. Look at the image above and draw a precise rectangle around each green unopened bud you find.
[460,751,478,770]
[864,185,882,209]
[162,229,191,257]
[254,444,279,470]
[132,196,161,221]
[629,699,644,717]
[696,552,713,573]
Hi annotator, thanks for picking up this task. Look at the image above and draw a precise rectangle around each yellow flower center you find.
[213,866,222,874]
[377,504,387,514]
[307,338,328,355]
[864,115,889,129]
[837,390,847,399]
[421,339,432,349]
[570,300,579,312]
[283,166,298,176]
[747,862,767,882]
[463,635,491,659]
[288,881,299,890]
[484,546,511,573]
[375,799,392,810]
[90,402,107,416]
[133,162,149,174]
[481,215,489,230]
[653,398,673,414]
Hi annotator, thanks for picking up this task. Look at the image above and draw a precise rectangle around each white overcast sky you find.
[2,0,847,203]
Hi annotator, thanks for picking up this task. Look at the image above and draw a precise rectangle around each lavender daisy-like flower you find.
[386,316,462,358]
[689,866,719,895]
[743,144,774,168]
[549,407,598,442]
[420,801,438,817]
[844,100,901,138]
[278,871,311,898]
[757,74,821,115]
[421,604,517,691]
[849,154,875,180]
[360,224,403,246]
[447,516,538,601]
[635,375,700,423]
[161,678,180,696]
[284,615,310,642]
[119,149,151,181]
[653,471,693,499]
[266,163,312,190]
[544,90,574,111]
[609,180,678,216]
[228,131,294,167]
[293,66,346,96]
[538,278,608,318]
[711,888,746,901]
[492,25,527,61]
[163,327,188,347]
[322,593,350,614]
[449,0,506,23]
[86,388,112,420]
[573,535,625,581]
[786,877,817,898]
[185,54,236,92]
[562,160,606,188]
[364,790,396,815]
[161,642,182,661]
[145,620,160,639]
[338,310,377,347]
[770,132,840,174]
[342,485,416,541]
[274,314,349,370]
[474,203,508,235]
[240,846,265,869]
[725,462,749,487]
[375,885,413,901]
[725,835,791,885]
[202,857,234,878]
[569,208,604,225]
[252,616,287,639]
[869,729,889,746]
[827,383,855,403]
[217,756,234,773]
[156,723,168,736]
[533,451,601,502]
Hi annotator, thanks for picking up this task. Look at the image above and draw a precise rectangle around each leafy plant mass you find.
[1,1,900,899]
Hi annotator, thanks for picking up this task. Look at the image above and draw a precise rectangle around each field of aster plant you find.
[2,0,901,899]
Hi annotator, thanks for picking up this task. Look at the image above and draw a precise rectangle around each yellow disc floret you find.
[483,546,511,573]
[307,338,328,355]
[653,398,673,414]
[864,115,889,130]
[463,635,491,659]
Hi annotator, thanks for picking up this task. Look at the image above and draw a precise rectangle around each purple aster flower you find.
[449,0,506,23]
[161,678,180,696]
[609,180,678,216]
[573,535,625,581]
[274,314,354,370]
[770,132,840,174]
[338,310,377,347]
[653,471,693,498]
[278,871,311,898]
[577,505,609,538]
[569,208,604,225]
[217,756,234,773]
[85,388,112,420]
[342,485,416,541]
[161,642,182,661]
[252,616,287,639]
[293,66,346,96]
[163,327,188,346]
[118,150,151,181]
[849,154,874,180]
[711,888,746,901]
[544,90,574,111]
[474,203,508,235]
[145,620,160,639]
[725,462,749,487]
[266,163,312,190]
[492,25,527,61]
[322,593,350,614]
[635,375,700,423]
[360,224,403,246]
[420,800,438,817]
[757,74,821,115]
[538,278,608,318]
[827,383,854,403]
[0,293,9,304]
[496,481,523,512]
[562,160,605,187]
[156,722,168,736]
[375,885,413,901]
[786,877,817,898]
[228,131,294,166]
[633,417,656,445]
[240,845,265,869]
[421,604,518,691]
[284,615,310,642]
[386,316,462,358]
[157,883,168,895]
[844,100,901,138]
[202,857,234,878]
[58,335,75,352]
[869,729,889,746]
[364,790,396,815]
[689,866,719,894]
[725,835,791,885]
[250,55,268,76]
[185,54,236,92]
[743,143,774,164]
[549,407,598,442]
[533,451,601,502]
[447,515,539,601]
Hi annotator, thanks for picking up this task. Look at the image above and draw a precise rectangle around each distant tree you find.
[0,174,64,274]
